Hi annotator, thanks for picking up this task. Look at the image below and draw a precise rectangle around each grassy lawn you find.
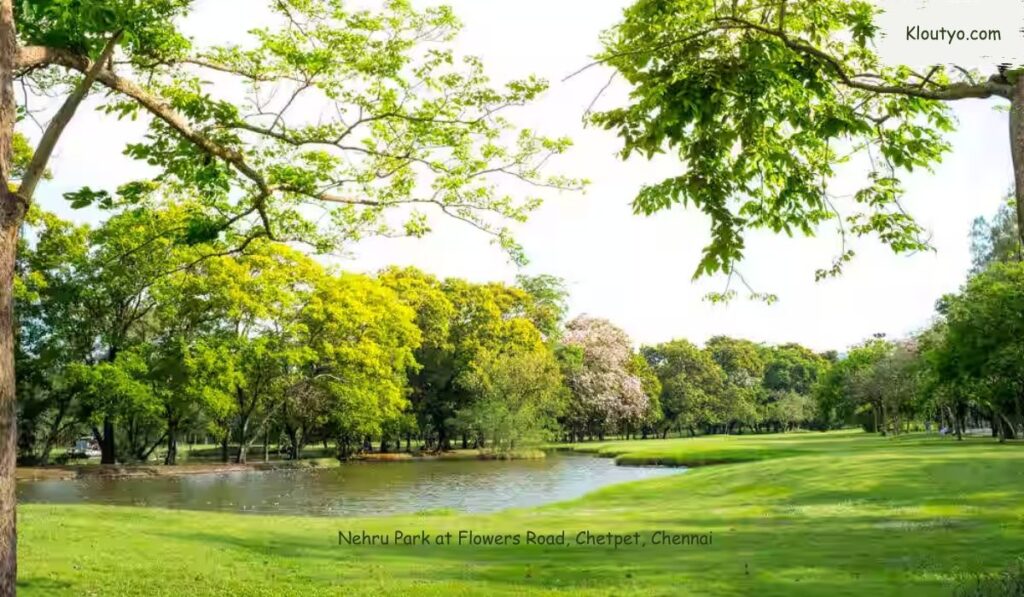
[18,430,1024,596]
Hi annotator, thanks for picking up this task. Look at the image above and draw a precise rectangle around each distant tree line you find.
[14,205,839,465]
[817,199,1024,442]
[17,199,1024,465]
[16,205,573,464]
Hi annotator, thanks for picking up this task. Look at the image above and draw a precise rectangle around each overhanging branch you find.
[18,32,123,202]
[714,16,1012,101]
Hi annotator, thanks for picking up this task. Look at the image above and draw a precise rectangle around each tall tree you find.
[562,316,649,440]
[458,349,566,453]
[594,0,1019,292]
[643,340,725,437]
[814,339,891,430]
[761,343,827,431]
[938,262,1024,441]
[297,272,420,459]
[515,274,570,340]
[14,209,91,465]
[1,0,579,585]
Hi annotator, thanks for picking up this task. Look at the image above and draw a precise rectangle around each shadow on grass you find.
[17,578,72,592]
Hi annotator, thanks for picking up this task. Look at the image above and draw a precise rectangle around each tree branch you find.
[714,17,1012,100]
[18,34,124,202]
[25,46,281,237]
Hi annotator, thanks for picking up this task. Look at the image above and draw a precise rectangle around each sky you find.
[24,0,1015,352]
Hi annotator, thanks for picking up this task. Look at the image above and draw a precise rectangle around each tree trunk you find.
[286,427,299,460]
[164,422,178,466]
[235,413,249,464]
[100,416,116,464]
[1000,412,1017,440]
[220,433,229,463]
[1015,391,1024,439]
[139,432,165,463]
[38,398,71,466]
[0,1,21,584]
[0,215,19,597]
[1011,75,1024,249]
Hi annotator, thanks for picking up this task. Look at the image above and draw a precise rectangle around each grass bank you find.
[553,428,918,466]
[19,431,1024,596]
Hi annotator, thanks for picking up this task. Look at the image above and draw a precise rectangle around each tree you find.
[562,316,649,440]
[69,351,162,462]
[762,344,826,397]
[706,336,764,388]
[706,336,764,432]
[642,340,725,437]
[917,321,971,440]
[515,274,570,340]
[15,204,205,465]
[1,0,579,583]
[144,253,239,465]
[14,209,92,465]
[198,243,324,464]
[969,198,1021,273]
[870,341,921,436]
[381,273,549,451]
[938,262,1024,441]
[768,392,816,432]
[297,272,420,459]
[378,266,455,450]
[814,339,891,430]
[760,343,827,430]
[593,0,1019,292]
[459,349,566,454]
[627,353,662,438]
[83,205,205,464]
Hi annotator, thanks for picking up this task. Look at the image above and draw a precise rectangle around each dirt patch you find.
[17,460,337,482]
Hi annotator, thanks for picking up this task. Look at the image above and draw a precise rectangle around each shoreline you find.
[16,448,549,482]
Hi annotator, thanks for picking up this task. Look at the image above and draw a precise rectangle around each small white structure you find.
[71,437,102,458]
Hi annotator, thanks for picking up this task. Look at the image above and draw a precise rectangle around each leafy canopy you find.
[592,0,1011,294]
[16,0,583,264]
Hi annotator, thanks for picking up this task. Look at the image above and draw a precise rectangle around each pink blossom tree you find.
[562,316,649,440]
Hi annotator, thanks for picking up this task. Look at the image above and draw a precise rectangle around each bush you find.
[954,558,1024,597]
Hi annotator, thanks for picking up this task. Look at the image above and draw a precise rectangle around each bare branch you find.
[18,32,124,202]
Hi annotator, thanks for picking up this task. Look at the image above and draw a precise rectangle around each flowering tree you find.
[562,316,648,440]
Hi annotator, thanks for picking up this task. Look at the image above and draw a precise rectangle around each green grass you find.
[19,430,1024,596]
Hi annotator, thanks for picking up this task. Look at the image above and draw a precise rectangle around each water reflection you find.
[18,454,683,517]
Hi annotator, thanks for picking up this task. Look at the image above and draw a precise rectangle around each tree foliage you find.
[562,316,649,439]
[593,0,1015,289]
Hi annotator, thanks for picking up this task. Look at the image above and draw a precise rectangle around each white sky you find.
[25,0,1013,353]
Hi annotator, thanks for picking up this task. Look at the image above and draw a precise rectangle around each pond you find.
[17,453,683,517]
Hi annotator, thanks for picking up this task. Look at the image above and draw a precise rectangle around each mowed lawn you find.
[18,431,1024,596]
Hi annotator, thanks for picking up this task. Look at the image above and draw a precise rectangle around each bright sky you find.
[26,0,1014,353]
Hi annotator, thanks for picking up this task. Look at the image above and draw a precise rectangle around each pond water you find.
[17,454,683,517]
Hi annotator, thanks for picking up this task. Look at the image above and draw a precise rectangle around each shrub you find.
[954,558,1024,597]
